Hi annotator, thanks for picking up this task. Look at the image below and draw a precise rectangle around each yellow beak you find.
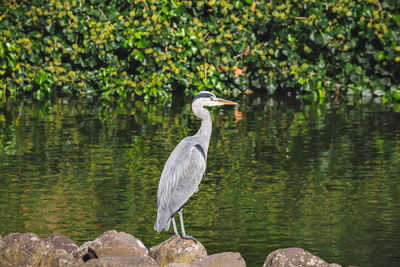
[216,98,238,105]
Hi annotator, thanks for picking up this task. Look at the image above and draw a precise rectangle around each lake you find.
[0,94,399,266]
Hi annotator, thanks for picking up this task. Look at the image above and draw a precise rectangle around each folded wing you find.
[154,137,207,232]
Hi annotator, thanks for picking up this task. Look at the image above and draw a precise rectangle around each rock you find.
[89,230,148,257]
[192,252,245,267]
[263,247,342,267]
[45,234,78,255]
[164,252,246,267]
[149,235,207,266]
[74,241,94,263]
[74,230,152,264]
[165,263,194,267]
[0,233,48,266]
[40,248,81,267]
[83,254,159,267]
[0,234,5,252]
[0,232,81,267]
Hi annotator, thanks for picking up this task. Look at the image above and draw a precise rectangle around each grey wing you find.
[154,138,206,232]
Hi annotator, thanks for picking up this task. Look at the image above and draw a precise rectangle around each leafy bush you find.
[0,0,399,102]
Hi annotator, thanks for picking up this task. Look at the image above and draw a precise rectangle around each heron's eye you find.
[210,96,216,101]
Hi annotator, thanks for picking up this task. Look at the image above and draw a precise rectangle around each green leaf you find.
[26,84,33,92]
[234,0,243,9]
[190,46,198,55]
[309,32,316,42]
[6,56,17,69]
[392,89,400,100]
[133,50,144,61]
[299,77,307,85]
[34,90,44,100]
[345,63,352,74]
[390,41,397,50]
[215,81,223,91]
[288,34,296,44]
[42,83,51,93]
[175,28,186,37]
[321,33,331,45]
[377,51,385,61]
[137,39,149,49]
[108,11,120,22]
[0,42,4,59]
[45,23,54,33]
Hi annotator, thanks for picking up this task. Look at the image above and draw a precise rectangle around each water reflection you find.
[0,95,399,267]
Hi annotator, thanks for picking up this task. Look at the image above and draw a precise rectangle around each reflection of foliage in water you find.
[0,95,399,267]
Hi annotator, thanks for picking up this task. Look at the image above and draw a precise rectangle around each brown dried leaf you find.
[250,1,257,12]
[233,66,247,77]
[234,107,243,123]
[244,45,250,56]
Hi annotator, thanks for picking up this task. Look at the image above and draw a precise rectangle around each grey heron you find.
[154,91,237,241]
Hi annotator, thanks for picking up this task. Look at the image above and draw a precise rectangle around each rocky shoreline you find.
[0,230,342,266]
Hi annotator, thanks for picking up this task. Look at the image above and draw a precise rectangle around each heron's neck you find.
[193,107,212,153]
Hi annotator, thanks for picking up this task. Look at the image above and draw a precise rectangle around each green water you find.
[0,95,399,266]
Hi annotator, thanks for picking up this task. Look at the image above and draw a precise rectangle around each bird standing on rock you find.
[154,91,237,241]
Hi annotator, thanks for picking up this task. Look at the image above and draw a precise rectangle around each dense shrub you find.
[0,0,399,102]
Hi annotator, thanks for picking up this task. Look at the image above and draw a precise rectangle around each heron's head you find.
[192,91,237,107]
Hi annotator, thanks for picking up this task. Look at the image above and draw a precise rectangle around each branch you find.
[98,8,108,21]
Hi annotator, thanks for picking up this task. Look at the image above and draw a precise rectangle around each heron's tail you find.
[154,208,171,233]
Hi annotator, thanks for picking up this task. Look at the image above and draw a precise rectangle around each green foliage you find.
[0,0,399,101]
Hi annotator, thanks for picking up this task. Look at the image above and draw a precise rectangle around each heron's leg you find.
[178,209,187,237]
[178,208,198,243]
[171,216,179,236]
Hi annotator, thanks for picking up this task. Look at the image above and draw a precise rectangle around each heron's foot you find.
[181,234,199,243]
